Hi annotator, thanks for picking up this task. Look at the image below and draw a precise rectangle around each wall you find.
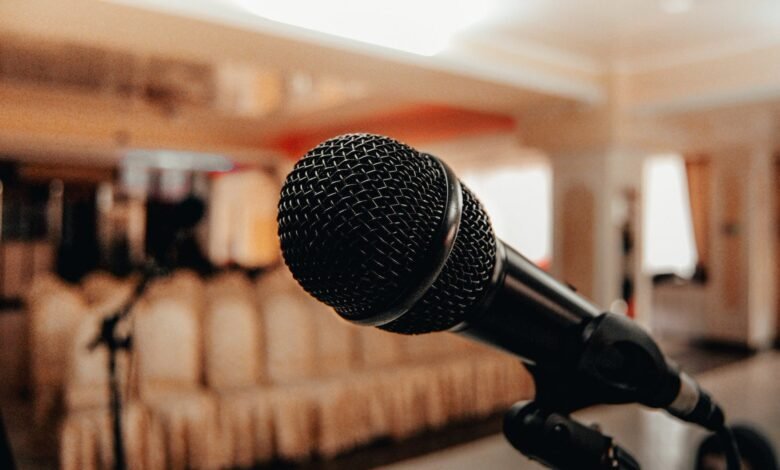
[650,142,777,348]
[520,97,778,347]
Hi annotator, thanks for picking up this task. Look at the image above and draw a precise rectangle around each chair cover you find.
[59,403,165,470]
[28,280,88,423]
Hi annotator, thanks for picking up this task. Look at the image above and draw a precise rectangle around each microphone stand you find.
[504,402,639,470]
[0,408,14,470]
[87,262,164,470]
[501,312,646,469]
[501,311,735,470]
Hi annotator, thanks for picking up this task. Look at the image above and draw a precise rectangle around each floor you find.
[659,337,755,375]
[380,351,780,470]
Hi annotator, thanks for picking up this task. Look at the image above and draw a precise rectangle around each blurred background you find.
[0,0,778,469]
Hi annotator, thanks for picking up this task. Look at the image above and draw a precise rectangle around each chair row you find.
[26,268,534,468]
[60,352,531,469]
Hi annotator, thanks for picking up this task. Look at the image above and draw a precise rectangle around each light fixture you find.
[229,0,491,56]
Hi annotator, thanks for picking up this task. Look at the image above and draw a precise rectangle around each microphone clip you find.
[503,401,640,470]
[503,312,720,469]
[524,312,681,416]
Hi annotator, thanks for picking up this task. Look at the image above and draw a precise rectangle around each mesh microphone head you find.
[277,133,497,334]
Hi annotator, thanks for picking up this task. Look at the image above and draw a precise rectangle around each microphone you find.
[277,133,723,431]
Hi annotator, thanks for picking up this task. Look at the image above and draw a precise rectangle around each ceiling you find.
[106,0,780,68]
[3,0,780,163]
[88,0,780,112]
[469,0,780,70]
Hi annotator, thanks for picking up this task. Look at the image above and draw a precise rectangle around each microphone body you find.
[454,241,597,364]
[277,133,723,432]
[452,240,721,429]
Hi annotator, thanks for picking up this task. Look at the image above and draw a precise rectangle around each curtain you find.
[684,156,711,274]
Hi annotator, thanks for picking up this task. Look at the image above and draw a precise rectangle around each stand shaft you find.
[0,409,15,470]
[109,347,126,470]
[89,265,160,470]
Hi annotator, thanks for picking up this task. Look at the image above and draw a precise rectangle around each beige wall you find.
[520,98,778,347]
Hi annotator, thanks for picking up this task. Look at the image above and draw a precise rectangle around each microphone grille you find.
[379,185,496,334]
[277,133,497,334]
[278,134,448,320]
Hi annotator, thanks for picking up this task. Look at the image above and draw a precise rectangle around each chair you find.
[309,298,358,378]
[60,300,172,470]
[256,270,368,461]
[262,287,318,385]
[64,272,136,410]
[356,328,405,369]
[80,271,135,311]
[59,402,165,470]
[28,278,88,424]
[134,276,219,469]
[203,272,273,467]
[63,313,127,410]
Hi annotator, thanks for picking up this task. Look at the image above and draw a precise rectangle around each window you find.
[641,155,698,277]
[462,162,552,267]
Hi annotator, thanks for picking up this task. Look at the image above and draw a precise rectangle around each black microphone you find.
[277,133,723,431]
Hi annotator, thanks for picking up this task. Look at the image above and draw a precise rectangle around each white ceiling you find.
[3,0,780,162]
[472,0,780,70]
[6,0,780,116]
[112,0,780,68]
[94,0,780,107]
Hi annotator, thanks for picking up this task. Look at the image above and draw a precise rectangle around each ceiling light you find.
[229,0,491,56]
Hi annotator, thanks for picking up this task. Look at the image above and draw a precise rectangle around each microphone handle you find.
[453,240,723,429]
[453,241,600,366]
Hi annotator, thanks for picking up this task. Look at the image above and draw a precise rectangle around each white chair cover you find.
[59,403,165,470]
[28,280,88,423]
[55,266,538,469]
[309,298,358,378]
[262,290,317,384]
[356,328,404,369]
[63,311,132,410]
[205,296,262,387]
[134,274,219,469]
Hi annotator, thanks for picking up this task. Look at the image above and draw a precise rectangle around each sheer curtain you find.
[642,155,698,278]
[684,155,711,278]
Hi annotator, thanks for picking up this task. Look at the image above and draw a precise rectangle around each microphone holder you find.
[503,401,639,470]
[87,261,166,470]
[500,311,683,470]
